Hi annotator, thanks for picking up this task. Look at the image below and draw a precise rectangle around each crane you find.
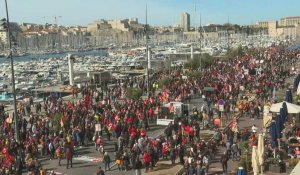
[43,15,62,26]
[54,16,62,26]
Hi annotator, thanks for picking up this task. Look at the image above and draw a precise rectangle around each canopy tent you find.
[276,113,283,139]
[252,146,260,175]
[285,89,293,103]
[298,82,300,95]
[294,74,300,91]
[270,120,278,148]
[270,101,300,113]
[257,134,265,174]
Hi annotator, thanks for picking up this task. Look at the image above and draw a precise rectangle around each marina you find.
[0,34,289,106]
[1,1,300,175]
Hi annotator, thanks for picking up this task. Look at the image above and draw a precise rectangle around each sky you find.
[0,0,300,26]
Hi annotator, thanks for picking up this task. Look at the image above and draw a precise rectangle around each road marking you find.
[73,155,103,163]
[46,171,65,175]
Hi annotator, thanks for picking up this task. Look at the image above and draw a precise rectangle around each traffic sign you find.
[218,99,225,105]
[218,99,225,112]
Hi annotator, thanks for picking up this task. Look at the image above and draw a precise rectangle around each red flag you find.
[2,148,14,168]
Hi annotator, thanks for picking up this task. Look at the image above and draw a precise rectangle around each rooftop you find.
[281,16,300,19]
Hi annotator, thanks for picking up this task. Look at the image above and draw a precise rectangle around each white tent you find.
[270,101,300,113]
[252,146,259,175]
[257,134,265,174]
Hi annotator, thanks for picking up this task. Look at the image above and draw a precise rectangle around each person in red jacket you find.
[143,151,151,172]
[140,128,146,138]
[189,127,194,142]
[148,107,153,123]
[162,143,169,159]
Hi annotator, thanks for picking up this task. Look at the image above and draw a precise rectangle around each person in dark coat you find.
[103,152,111,171]
[96,166,105,175]
[178,144,185,165]
[170,147,176,164]
[220,152,228,174]
[188,164,196,175]
[134,159,142,175]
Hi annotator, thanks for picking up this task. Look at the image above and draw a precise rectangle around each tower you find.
[181,12,190,32]
[67,54,75,86]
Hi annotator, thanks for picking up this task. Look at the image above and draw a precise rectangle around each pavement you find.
[14,94,210,175]
[207,116,264,175]
[2,93,278,175]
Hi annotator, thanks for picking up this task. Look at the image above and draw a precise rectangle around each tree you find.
[225,46,244,60]
[186,71,202,79]
[201,53,215,68]
[158,78,171,87]
[126,88,143,100]
[52,112,63,133]
[184,53,215,70]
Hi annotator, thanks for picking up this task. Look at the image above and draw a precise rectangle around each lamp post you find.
[4,0,19,142]
[145,4,150,97]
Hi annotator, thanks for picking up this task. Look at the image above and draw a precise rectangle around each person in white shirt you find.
[252,124,257,133]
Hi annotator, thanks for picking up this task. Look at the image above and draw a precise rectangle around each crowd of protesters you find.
[0,44,300,175]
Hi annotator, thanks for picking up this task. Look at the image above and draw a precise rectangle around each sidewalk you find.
[208,116,264,175]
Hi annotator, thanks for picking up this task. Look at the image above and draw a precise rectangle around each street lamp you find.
[145,4,150,97]
[4,0,19,142]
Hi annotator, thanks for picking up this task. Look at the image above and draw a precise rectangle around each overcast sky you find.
[1,0,300,26]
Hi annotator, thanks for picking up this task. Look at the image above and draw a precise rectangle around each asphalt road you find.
[15,95,207,175]
[20,123,166,175]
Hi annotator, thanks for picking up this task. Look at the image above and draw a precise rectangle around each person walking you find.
[178,144,185,165]
[115,152,122,171]
[48,141,55,160]
[203,155,210,174]
[55,146,62,166]
[65,145,73,169]
[134,158,142,175]
[143,151,151,172]
[231,142,239,161]
[170,147,176,164]
[103,152,111,171]
[96,166,105,175]
[220,152,228,174]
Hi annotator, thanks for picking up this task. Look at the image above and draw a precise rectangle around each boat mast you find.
[227,16,230,50]
[199,13,202,71]
[145,3,150,97]
[194,1,197,43]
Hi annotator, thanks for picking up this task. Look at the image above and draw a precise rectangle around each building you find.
[0,20,7,44]
[87,19,112,33]
[180,12,190,32]
[0,21,20,45]
[268,20,300,39]
[280,16,300,27]
[87,18,137,33]
[107,19,130,32]
[256,21,269,28]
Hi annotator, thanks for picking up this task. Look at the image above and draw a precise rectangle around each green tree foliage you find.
[225,46,244,60]
[184,53,215,70]
[52,112,63,133]
[186,71,202,79]
[126,88,143,100]
[201,53,215,68]
[158,78,171,87]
